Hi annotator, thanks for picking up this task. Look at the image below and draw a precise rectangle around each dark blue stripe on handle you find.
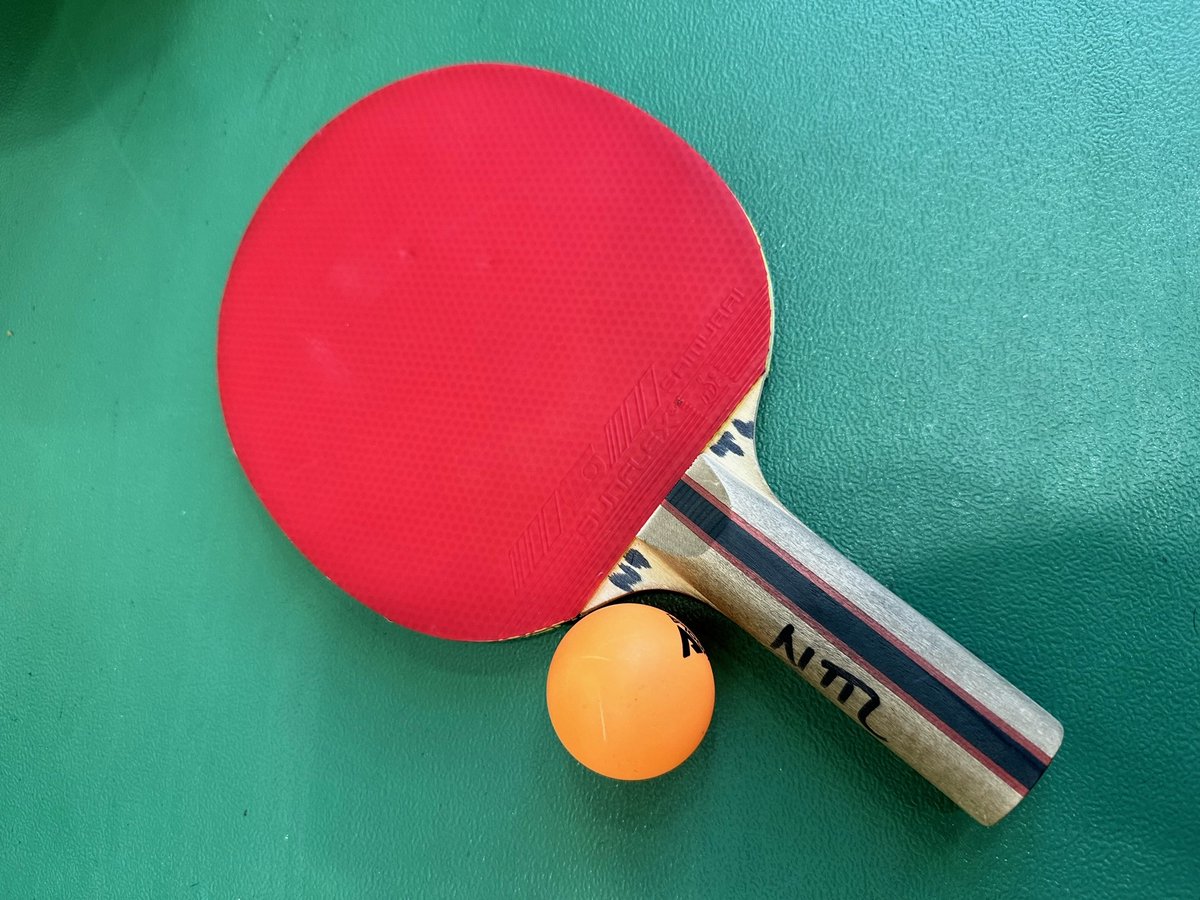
[666,480,1045,791]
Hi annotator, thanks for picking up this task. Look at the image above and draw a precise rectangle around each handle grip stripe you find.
[664,478,1048,792]
[682,474,1054,768]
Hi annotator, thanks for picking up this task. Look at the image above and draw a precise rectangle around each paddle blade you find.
[218,64,771,640]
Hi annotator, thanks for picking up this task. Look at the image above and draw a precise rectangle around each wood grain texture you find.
[593,386,1062,823]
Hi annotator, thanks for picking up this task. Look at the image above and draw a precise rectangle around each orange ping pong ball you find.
[546,603,715,780]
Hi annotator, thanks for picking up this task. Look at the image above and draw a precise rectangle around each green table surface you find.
[3,1,1198,897]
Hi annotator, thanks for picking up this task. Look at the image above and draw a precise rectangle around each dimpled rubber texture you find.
[218,64,771,641]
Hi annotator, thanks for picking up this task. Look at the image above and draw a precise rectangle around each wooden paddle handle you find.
[651,459,1063,825]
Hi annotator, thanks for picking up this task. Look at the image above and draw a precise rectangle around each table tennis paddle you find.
[217,63,1062,825]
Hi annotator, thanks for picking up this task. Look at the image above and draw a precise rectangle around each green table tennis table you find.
[3,1,1197,896]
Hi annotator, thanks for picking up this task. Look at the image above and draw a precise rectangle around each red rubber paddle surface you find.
[218,64,771,640]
